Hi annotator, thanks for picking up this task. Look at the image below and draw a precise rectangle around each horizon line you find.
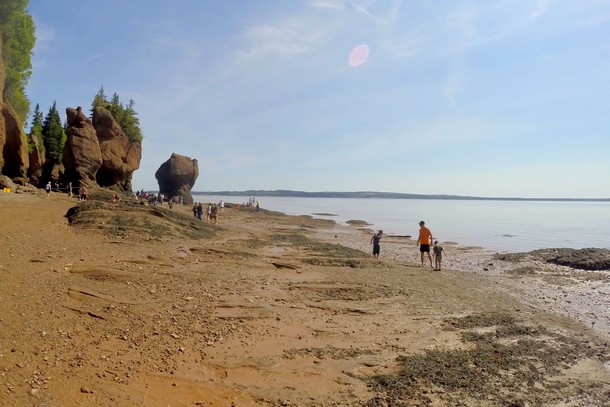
[191,190,610,202]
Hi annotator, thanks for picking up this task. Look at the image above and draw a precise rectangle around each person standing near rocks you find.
[416,220,434,268]
[370,230,383,259]
[45,181,52,198]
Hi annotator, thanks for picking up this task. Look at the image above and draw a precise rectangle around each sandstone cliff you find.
[0,34,29,185]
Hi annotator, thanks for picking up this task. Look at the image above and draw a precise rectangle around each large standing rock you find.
[1,103,29,183]
[63,107,102,188]
[27,133,45,185]
[92,106,141,191]
[155,153,199,204]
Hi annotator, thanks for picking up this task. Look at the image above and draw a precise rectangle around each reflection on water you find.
[193,195,610,253]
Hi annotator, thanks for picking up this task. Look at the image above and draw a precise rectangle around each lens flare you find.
[349,44,369,67]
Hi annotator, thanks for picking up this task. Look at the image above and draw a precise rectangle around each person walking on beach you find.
[432,240,445,271]
[416,220,434,268]
[196,202,203,220]
[45,181,52,198]
[370,230,383,259]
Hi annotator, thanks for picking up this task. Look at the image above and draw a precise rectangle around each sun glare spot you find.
[349,44,369,67]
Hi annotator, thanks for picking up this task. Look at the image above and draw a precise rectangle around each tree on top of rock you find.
[42,101,66,161]
[91,87,143,142]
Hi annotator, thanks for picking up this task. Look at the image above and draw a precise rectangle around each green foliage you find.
[29,102,45,153]
[91,86,109,112]
[0,0,35,124]
[42,102,66,161]
[91,87,143,142]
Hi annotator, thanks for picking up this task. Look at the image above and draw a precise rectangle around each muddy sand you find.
[0,191,608,407]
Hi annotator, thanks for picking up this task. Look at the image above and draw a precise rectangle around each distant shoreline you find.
[193,190,610,202]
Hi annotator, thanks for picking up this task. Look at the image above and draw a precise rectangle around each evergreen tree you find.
[121,99,143,142]
[90,88,143,142]
[42,102,66,161]
[91,86,109,113]
[0,0,36,124]
[29,102,44,152]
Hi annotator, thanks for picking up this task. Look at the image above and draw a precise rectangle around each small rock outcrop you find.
[63,107,102,188]
[533,248,610,271]
[155,153,199,204]
[92,106,141,191]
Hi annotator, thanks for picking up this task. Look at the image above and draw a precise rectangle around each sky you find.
[24,0,610,198]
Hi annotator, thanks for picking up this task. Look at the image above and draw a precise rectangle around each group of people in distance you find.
[192,201,223,223]
[370,220,446,271]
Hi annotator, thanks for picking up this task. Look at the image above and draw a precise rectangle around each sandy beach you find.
[0,191,608,407]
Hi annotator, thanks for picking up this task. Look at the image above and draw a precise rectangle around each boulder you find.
[63,107,102,188]
[1,103,29,181]
[155,153,198,204]
[0,174,15,190]
[92,106,141,191]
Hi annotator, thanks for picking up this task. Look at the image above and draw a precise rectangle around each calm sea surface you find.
[193,195,610,253]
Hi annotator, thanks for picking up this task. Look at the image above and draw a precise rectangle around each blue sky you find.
[25,0,610,198]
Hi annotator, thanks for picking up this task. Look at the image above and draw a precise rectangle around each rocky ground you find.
[0,191,608,407]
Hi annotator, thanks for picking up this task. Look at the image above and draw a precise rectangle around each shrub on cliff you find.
[91,87,143,142]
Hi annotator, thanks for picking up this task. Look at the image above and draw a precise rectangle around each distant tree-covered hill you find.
[193,190,609,202]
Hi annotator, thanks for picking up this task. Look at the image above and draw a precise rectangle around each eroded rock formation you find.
[155,153,199,204]
[92,106,141,191]
[63,107,102,188]
[1,29,141,191]
[62,106,141,191]
[27,133,44,186]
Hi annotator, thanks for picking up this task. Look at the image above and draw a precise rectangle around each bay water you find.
[193,194,609,253]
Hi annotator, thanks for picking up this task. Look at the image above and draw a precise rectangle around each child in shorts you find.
[432,240,445,271]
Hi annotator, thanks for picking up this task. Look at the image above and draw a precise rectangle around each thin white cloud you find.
[308,0,346,10]
[85,53,104,62]
[529,0,552,21]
